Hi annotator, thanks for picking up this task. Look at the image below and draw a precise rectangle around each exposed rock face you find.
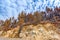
[0,23,60,40]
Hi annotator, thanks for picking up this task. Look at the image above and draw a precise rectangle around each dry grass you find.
[0,23,60,40]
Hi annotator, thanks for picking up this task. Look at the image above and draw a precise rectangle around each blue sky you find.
[0,0,60,20]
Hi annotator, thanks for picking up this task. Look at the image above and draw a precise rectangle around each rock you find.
[19,33,26,38]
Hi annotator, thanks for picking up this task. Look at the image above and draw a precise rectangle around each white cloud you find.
[0,0,60,20]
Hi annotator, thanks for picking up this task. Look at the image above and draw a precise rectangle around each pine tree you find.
[3,19,11,31]
[32,11,39,24]
[18,11,26,25]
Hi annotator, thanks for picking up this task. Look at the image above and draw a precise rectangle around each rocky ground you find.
[0,23,60,40]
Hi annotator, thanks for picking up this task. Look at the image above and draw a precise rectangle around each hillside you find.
[0,23,60,40]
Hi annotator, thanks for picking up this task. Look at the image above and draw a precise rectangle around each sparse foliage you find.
[0,7,60,32]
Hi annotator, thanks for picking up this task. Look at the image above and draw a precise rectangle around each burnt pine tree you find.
[3,19,11,31]
[17,11,26,37]
[26,13,34,23]
[33,11,42,24]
